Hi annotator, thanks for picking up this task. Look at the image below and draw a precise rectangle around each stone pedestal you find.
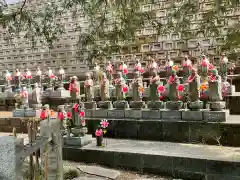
[113,100,129,109]
[187,101,203,110]
[63,135,93,147]
[210,101,225,111]
[24,109,41,117]
[50,90,70,98]
[182,110,203,121]
[161,110,182,119]
[130,101,145,109]
[147,101,164,110]
[98,101,113,109]
[32,104,42,110]
[203,110,228,122]
[71,127,88,136]
[166,101,183,110]
[84,101,97,109]
[12,109,25,117]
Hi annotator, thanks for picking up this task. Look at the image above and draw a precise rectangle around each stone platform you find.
[63,139,240,180]
[85,109,229,122]
[86,115,240,147]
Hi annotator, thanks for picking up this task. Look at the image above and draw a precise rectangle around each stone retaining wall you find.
[0,118,28,133]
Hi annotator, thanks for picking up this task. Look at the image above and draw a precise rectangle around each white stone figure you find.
[36,67,42,76]
[21,86,29,107]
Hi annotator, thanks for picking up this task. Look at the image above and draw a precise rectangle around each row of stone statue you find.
[84,54,231,110]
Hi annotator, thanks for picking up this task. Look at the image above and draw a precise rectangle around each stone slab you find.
[182,111,203,121]
[161,110,182,119]
[63,135,93,147]
[124,110,142,119]
[73,177,106,180]
[50,90,70,98]
[78,165,120,179]
[92,109,108,118]
[24,109,41,117]
[85,109,93,118]
[108,110,125,119]
[142,110,161,119]
[203,111,228,122]
[12,109,25,117]
[64,139,240,180]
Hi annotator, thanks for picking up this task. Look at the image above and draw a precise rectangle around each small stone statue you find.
[100,73,110,101]
[149,71,161,101]
[106,61,113,82]
[32,83,42,109]
[25,68,32,89]
[165,59,174,77]
[168,70,180,101]
[208,69,225,110]
[199,54,210,83]
[187,68,203,110]
[114,72,126,101]
[221,76,231,97]
[119,61,127,72]
[36,66,42,85]
[93,62,101,85]
[182,55,192,81]
[149,57,158,75]
[208,69,222,101]
[134,59,142,72]
[21,86,29,108]
[69,76,79,102]
[46,67,54,91]
[219,53,228,78]
[5,70,12,88]
[132,71,143,101]
[58,66,65,82]
[14,69,22,92]
[84,73,94,101]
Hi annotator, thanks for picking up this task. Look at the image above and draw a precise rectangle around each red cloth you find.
[40,110,47,120]
[57,112,65,121]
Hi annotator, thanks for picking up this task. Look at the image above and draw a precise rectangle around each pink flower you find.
[100,119,109,129]
[79,111,85,117]
[139,68,145,73]
[187,75,195,83]
[159,95,164,101]
[67,112,72,119]
[209,75,216,81]
[26,75,32,79]
[49,74,55,79]
[208,63,214,70]
[95,129,103,137]
[123,68,128,75]
[201,60,208,67]
[81,119,86,126]
[157,85,165,93]
[168,75,174,84]
[122,85,129,93]
[177,84,185,92]
[57,112,65,121]
[178,95,182,100]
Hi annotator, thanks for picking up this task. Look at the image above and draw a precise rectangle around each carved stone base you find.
[50,90,70,98]
[113,100,129,109]
[166,101,183,110]
[63,134,92,147]
[32,104,42,110]
[24,109,41,117]
[12,109,25,117]
[71,127,88,137]
[187,101,203,111]
[130,101,145,109]
[84,101,97,109]
[147,101,164,110]
[210,101,226,111]
[98,101,113,109]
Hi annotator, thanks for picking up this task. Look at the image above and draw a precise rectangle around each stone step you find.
[86,117,240,147]
[63,139,240,180]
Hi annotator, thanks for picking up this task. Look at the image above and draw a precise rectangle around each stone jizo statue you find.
[100,73,110,101]
[132,71,143,101]
[168,70,180,101]
[58,66,65,82]
[32,83,42,105]
[84,73,94,102]
[208,69,222,101]
[21,86,29,108]
[187,68,201,102]
[106,61,113,82]
[69,76,79,101]
[114,72,126,101]
[149,71,161,101]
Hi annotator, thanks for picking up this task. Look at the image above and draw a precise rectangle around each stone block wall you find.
[0,118,28,133]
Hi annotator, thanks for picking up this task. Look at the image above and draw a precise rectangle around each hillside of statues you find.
[0,54,233,122]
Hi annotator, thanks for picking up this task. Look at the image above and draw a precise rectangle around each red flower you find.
[49,74,55,79]
[187,75,195,83]
[168,75,174,84]
[178,95,182,100]
[40,110,47,120]
[122,85,129,93]
[79,111,85,117]
[81,119,86,126]
[157,85,165,93]
[159,95,164,101]
[123,68,128,75]
[209,75,216,81]
[72,103,79,112]
[208,63,214,70]
[201,60,208,67]
[95,129,103,137]
[67,112,72,119]
[139,68,145,73]
[177,84,185,92]
[57,112,65,121]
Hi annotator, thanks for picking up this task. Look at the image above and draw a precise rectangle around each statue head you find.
[117,72,122,78]
[85,73,91,80]
[222,76,227,82]
[48,67,51,70]
[34,83,38,88]
[107,61,111,65]
[191,68,197,75]
[22,86,27,91]
[201,54,206,59]
[136,59,140,64]
[16,69,19,72]
[102,72,107,79]
[37,66,40,70]
[72,76,77,81]
[134,71,140,78]
[121,61,125,65]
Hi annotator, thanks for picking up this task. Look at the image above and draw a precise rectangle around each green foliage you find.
[0,0,240,61]
[63,167,79,179]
